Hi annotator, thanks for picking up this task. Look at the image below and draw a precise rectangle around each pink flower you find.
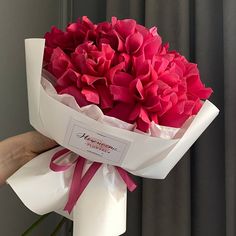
[66,16,97,46]
[155,51,213,127]
[44,16,213,132]
[112,17,136,40]
[46,47,74,78]
[96,21,125,51]
[58,86,90,107]
[55,42,116,109]
[44,26,75,51]
[71,42,115,76]
[96,17,162,60]
[44,17,97,62]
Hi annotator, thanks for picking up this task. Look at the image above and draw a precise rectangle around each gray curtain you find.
[0,1,66,235]
[69,0,235,235]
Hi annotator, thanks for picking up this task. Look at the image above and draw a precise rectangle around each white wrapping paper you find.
[7,38,219,236]
[8,147,127,236]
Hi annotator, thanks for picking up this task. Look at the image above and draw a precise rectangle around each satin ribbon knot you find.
[50,148,137,214]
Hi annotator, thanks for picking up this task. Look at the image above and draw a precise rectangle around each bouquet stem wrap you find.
[8,147,128,236]
[50,148,137,214]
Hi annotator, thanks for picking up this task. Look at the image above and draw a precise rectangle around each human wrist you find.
[21,131,57,155]
[0,135,33,185]
[0,131,57,186]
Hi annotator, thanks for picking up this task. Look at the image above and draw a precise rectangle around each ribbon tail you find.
[50,148,72,171]
[50,148,137,214]
[64,160,102,214]
[77,162,103,199]
[116,167,137,192]
[64,157,85,214]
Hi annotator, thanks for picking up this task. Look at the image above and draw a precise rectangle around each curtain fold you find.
[223,1,236,236]
[191,1,226,236]
[71,0,235,235]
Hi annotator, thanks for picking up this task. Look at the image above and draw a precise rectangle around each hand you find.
[0,131,57,186]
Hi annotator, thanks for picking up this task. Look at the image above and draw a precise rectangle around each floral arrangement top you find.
[43,16,212,132]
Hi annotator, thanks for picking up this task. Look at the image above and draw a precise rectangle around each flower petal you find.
[97,85,113,109]
[110,85,134,103]
[143,36,162,60]
[159,72,180,86]
[136,107,151,132]
[129,104,141,121]
[81,87,100,104]
[125,32,143,54]
[129,79,145,100]
[105,103,135,123]
[107,62,125,83]
[187,75,213,99]
[113,72,134,86]
[59,86,89,107]
[57,69,80,87]
[47,47,74,78]
[81,74,106,87]
[144,96,161,112]
[114,19,136,40]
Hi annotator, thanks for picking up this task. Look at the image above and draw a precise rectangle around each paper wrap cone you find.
[7,147,127,236]
[24,38,219,179]
[7,38,219,236]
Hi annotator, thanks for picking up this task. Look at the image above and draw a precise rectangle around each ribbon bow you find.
[50,148,137,214]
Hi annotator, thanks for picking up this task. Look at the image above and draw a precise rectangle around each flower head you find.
[44,17,213,132]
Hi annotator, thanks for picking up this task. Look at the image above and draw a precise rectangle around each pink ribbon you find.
[50,148,137,214]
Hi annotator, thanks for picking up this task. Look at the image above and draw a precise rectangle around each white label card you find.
[63,118,131,165]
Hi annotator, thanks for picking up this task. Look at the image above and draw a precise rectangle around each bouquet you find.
[7,16,219,236]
